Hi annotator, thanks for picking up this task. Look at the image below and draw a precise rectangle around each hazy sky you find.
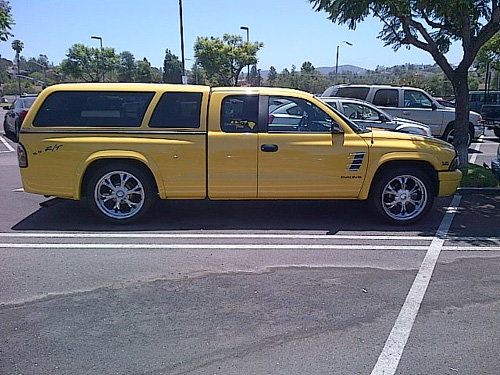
[0,0,463,71]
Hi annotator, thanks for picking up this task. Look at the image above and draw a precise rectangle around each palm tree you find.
[11,39,23,95]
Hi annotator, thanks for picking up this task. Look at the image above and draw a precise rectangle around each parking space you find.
[0,120,499,374]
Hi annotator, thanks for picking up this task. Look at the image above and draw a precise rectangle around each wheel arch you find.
[76,152,163,200]
[364,159,439,200]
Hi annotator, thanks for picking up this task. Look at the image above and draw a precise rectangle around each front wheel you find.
[370,167,434,225]
[86,163,155,223]
[443,125,473,146]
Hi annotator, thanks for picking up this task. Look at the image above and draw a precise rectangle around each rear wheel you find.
[371,167,434,225]
[86,163,155,223]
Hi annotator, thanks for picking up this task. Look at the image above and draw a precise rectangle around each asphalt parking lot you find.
[0,116,499,375]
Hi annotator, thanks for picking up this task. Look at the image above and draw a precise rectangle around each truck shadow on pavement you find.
[11,196,453,235]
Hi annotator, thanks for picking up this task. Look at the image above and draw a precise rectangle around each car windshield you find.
[22,97,36,108]
[322,101,369,134]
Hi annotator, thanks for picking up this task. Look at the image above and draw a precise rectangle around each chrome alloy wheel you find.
[381,174,428,222]
[94,170,145,220]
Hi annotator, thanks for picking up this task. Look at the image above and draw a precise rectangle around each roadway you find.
[0,111,499,375]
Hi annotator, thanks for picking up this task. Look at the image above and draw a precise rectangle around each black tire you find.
[370,167,434,225]
[3,119,10,137]
[494,127,500,138]
[86,162,155,224]
[443,124,473,146]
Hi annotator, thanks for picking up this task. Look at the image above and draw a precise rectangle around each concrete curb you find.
[457,187,500,195]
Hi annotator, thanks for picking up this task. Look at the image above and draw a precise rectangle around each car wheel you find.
[494,127,500,138]
[371,167,434,225]
[443,125,473,146]
[86,163,155,223]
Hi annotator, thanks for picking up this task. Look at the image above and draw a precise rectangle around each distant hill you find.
[259,64,366,78]
[316,65,367,75]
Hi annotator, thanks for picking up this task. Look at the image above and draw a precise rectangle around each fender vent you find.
[347,152,365,171]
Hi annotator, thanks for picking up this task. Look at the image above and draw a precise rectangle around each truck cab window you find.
[404,90,433,109]
[373,89,398,107]
[221,95,258,133]
[268,96,334,133]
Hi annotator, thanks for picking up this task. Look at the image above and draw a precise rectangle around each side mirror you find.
[431,102,437,110]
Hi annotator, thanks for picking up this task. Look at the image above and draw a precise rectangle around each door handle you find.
[261,144,279,152]
[402,111,411,115]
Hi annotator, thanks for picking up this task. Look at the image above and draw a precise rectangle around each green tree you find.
[267,66,278,86]
[301,61,315,74]
[163,49,182,83]
[309,0,500,167]
[11,39,22,94]
[0,0,14,42]
[61,43,119,82]
[117,51,136,82]
[135,58,152,82]
[194,34,263,86]
[476,32,500,70]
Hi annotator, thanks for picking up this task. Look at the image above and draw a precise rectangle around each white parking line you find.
[0,135,15,152]
[0,243,498,251]
[469,138,482,164]
[0,232,497,241]
[370,195,462,375]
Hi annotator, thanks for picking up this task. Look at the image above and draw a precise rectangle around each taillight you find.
[19,110,28,121]
[17,143,28,168]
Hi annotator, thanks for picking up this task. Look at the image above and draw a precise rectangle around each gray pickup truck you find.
[479,104,500,138]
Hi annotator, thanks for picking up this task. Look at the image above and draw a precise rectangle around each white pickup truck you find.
[322,84,484,144]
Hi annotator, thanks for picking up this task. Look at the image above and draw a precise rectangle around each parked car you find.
[3,95,37,141]
[17,83,462,224]
[479,104,500,138]
[321,97,432,136]
[271,97,431,136]
[435,98,455,108]
[0,97,11,109]
[492,144,500,183]
[322,84,483,145]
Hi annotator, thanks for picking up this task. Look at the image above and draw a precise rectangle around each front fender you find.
[359,152,441,200]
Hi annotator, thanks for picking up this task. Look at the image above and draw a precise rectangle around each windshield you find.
[322,101,369,134]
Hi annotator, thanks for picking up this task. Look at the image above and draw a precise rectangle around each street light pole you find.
[179,0,187,84]
[240,26,250,86]
[91,36,103,82]
[32,61,47,88]
[335,40,352,85]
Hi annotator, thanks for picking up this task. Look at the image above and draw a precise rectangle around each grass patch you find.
[460,163,499,188]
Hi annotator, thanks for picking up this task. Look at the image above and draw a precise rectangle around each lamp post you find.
[240,26,250,86]
[32,61,47,88]
[335,40,352,85]
[91,36,103,82]
[179,0,187,84]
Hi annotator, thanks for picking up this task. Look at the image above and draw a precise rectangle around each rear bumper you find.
[438,170,462,196]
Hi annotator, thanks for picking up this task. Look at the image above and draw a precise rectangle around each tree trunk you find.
[451,70,470,168]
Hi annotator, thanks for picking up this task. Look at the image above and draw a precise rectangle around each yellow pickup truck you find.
[17,83,461,225]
